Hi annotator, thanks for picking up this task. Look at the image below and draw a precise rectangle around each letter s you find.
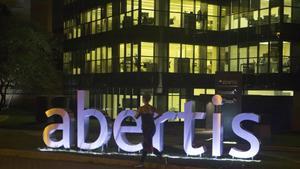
[229,113,260,159]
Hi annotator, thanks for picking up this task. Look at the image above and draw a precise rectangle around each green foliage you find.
[0,12,62,110]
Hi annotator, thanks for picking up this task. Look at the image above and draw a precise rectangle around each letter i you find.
[212,95,223,157]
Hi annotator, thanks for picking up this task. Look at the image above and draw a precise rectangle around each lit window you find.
[193,89,205,96]
[259,42,269,73]
[283,7,292,23]
[170,0,182,27]
[169,43,181,73]
[260,0,269,9]
[141,42,154,72]
[282,41,291,73]
[207,46,217,74]
[246,90,294,96]
[230,45,238,72]
[271,7,280,23]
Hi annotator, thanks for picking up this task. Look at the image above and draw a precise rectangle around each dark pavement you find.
[0,156,131,169]
[0,124,299,169]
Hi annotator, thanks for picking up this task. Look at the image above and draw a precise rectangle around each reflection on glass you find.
[141,42,154,72]
[249,46,258,74]
[239,47,248,73]
[240,12,248,28]
[221,16,230,30]
[141,0,155,25]
[284,7,292,22]
[169,43,181,73]
[282,41,291,73]
[230,45,238,71]
[259,42,269,73]
[260,0,270,9]
[271,7,280,23]
[260,9,269,25]
[220,47,229,72]
[249,10,259,27]
[168,92,180,112]
[170,0,182,27]
[231,14,239,29]
[270,41,279,73]
[207,46,217,74]
[284,0,292,6]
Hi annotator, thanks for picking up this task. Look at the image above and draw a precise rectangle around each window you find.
[63,52,72,74]
[96,48,101,73]
[141,42,154,72]
[207,46,217,74]
[183,0,194,14]
[220,47,229,72]
[249,46,258,73]
[259,42,269,73]
[207,5,219,30]
[107,3,112,30]
[260,8,269,25]
[240,12,249,28]
[170,0,182,27]
[168,90,180,112]
[260,0,269,9]
[239,47,248,73]
[90,50,96,73]
[230,45,238,71]
[282,41,291,73]
[141,0,155,25]
[221,15,230,30]
[284,7,292,22]
[196,1,209,30]
[107,47,112,72]
[182,44,193,73]
[194,45,201,73]
[101,47,107,73]
[284,0,292,6]
[169,43,181,73]
[249,10,259,27]
[119,43,138,72]
[231,14,239,29]
[271,7,280,23]
[270,41,279,73]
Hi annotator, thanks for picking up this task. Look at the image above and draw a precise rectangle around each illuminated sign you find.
[43,90,260,159]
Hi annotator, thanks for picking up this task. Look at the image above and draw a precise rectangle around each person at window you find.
[134,94,167,168]
[197,10,202,22]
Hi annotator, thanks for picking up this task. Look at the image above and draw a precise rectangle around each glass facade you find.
[62,0,299,75]
[62,0,299,119]
[63,46,112,75]
[64,41,292,74]
[63,0,300,38]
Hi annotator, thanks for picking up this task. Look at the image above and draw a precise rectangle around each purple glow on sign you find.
[42,92,261,159]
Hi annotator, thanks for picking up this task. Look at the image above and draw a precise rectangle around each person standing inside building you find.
[135,93,166,168]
